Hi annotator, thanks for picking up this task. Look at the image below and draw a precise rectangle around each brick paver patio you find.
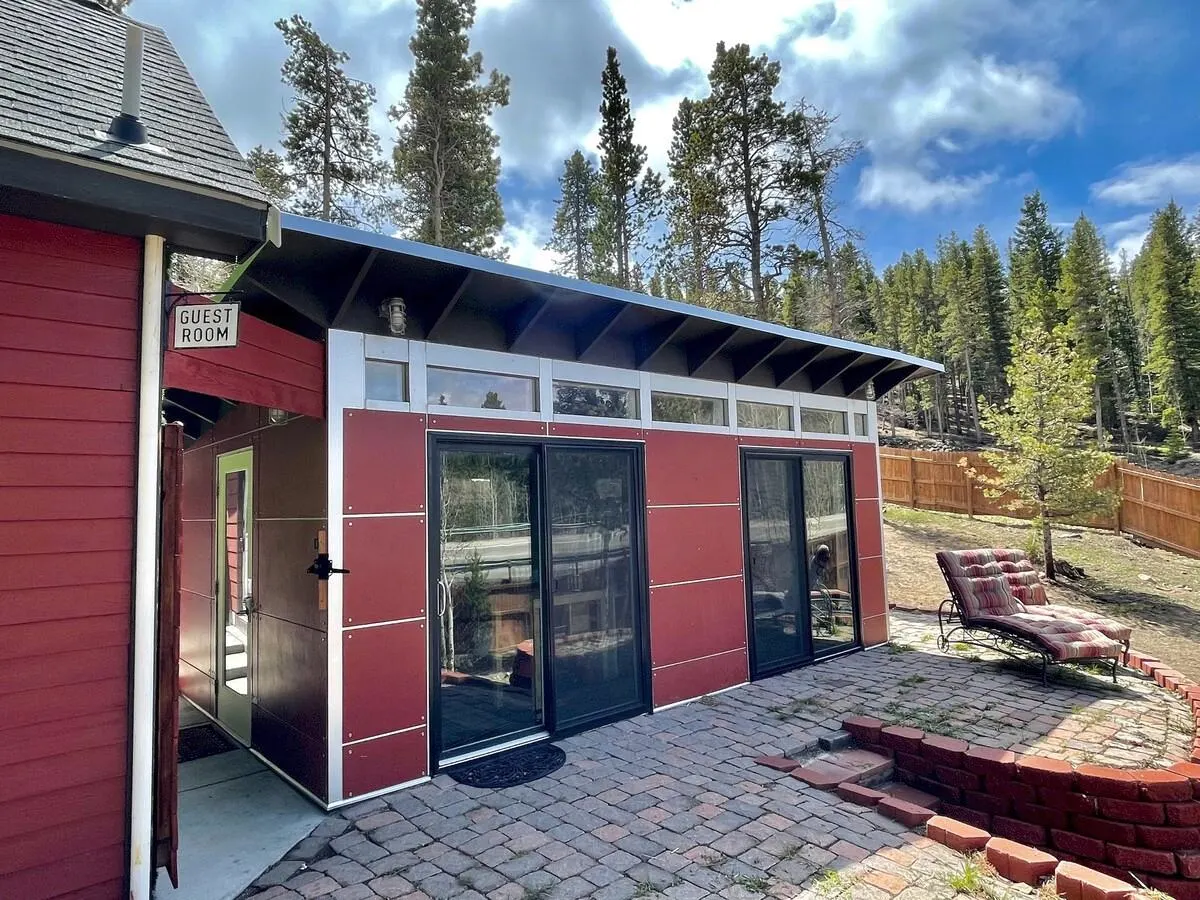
[240,611,1190,900]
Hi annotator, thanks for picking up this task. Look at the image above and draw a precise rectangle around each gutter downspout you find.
[129,234,165,900]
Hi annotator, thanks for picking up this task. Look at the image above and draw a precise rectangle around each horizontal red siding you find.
[0,213,138,900]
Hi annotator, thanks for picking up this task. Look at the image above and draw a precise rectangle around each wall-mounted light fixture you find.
[268,408,288,425]
[379,297,407,336]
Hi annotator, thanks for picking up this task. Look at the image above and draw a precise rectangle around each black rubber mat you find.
[444,743,566,789]
[178,724,237,763]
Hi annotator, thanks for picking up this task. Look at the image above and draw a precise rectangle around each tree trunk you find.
[1094,379,1105,448]
[1111,367,1133,451]
[691,219,705,297]
[321,54,333,222]
[1039,489,1055,582]
[964,347,981,441]
[813,191,838,335]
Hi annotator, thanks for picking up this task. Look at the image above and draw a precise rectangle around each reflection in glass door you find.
[743,451,859,678]
[215,448,253,743]
[436,447,543,759]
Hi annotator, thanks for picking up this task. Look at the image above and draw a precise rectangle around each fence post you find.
[965,462,975,519]
[908,453,918,508]
[1112,462,1123,534]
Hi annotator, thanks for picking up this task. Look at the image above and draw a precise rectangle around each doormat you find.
[178,724,237,763]
[444,744,566,789]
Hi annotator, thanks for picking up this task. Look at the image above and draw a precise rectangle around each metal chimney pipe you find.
[106,22,148,144]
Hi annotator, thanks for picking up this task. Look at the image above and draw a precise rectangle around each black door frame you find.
[427,433,653,770]
[741,447,863,680]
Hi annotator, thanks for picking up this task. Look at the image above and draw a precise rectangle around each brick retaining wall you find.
[844,650,1200,898]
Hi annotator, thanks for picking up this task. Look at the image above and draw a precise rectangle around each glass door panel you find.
[215,448,253,744]
[803,458,858,654]
[745,456,808,675]
[546,447,643,730]
[437,447,544,759]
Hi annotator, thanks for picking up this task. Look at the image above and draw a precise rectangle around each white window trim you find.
[364,334,410,363]
[425,343,541,377]
[551,358,642,389]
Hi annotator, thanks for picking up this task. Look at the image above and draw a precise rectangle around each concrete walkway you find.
[236,611,1189,899]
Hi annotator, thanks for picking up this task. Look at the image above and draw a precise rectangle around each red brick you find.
[791,760,855,790]
[880,725,925,754]
[888,784,941,809]
[1140,770,1194,802]
[935,766,981,791]
[755,755,800,772]
[926,815,990,853]
[1051,829,1108,861]
[964,789,1012,817]
[992,815,1048,847]
[878,796,936,827]
[836,782,888,807]
[1073,815,1138,845]
[859,742,895,760]
[842,715,883,745]
[1106,843,1177,875]
[1097,797,1167,825]
[1177,850,1200,879]
[1054,861,1134,900]
[986,836,1057,885]
[895,751,935,777]
[988,776,1038,803]
[940,803,993,832]
[915,776,962,805]
[966,746,1018,778]
[1168,804,1200,826]
[1014,801,1071,831]
[1077,765,1142,801]
[1149,877,1200,900]
[922,735,970,768]
[1040,788,1099,816]
[1018,756,1077,791]
[1154,668,1184,689]
[1136,825,1200,851]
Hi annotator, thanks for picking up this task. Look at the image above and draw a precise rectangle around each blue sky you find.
[132,0,1200,273]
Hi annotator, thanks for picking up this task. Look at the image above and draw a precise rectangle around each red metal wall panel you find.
[547,422,644,441]
[854,498,884,561]
[648,578,747,668]
[342,516,427,627]
[428,413,546,435]
[652,650,748,708]
[343,727,428,799]
[342,620,427,742]
[646,503,744,586]
[645,431,740,505]
[799,437,853,452]
[861,613,889,647]
[0,214,138,900]
[343,410,427,515]
[852,444,880,499]
[857,555,887,624]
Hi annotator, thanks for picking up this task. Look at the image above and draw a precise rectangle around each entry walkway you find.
[239,612,1191,899]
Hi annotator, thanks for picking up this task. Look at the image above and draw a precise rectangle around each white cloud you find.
[500,202,558,273]
[1101,212,1152,263]
[1091,155,1200,206]
[857,165,998,213]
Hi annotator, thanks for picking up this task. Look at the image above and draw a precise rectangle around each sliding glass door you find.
[743,451,859,678]
[432,439,647,765]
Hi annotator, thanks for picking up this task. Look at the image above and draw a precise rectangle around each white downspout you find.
[129,234,165,899]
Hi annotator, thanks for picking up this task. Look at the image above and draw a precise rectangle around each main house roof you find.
[233,214,943,399]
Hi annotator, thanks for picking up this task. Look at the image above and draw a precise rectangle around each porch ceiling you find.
[231,214,942,399]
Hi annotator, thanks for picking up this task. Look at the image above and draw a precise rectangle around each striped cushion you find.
[1033,605,1132,643]
[936,550,1025,618]
[974,612,1122,661]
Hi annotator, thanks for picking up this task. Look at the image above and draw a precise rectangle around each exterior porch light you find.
[379,296,407,336]
[267,408,288,425]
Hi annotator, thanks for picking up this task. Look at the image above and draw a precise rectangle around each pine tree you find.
[936,233,983,438]
[1142,202,1200,445]
[547,150,601,280]
[392,0,510,257]
[245,145,293,206]
[276,15,389,227]
[666,98,725,304]
[1058,215,1114,442]
[700,42,813,320]
[597,47,662,290]
[967,225,1010,403]
[1008,191,1065,333]
[970,328,1114,580]
[96,0,131,12]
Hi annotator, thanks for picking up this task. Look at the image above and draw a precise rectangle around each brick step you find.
[837,779,941,828]
[790,748,893,790]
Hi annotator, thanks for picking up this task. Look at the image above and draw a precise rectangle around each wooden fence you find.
[879,448,1200,560]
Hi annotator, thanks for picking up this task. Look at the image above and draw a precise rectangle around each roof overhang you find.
[0,142,273,259]
[232,214,943,398]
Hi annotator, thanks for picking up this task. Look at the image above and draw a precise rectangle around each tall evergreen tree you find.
[967,225,1010,403]
[547,151,601,280]
[391,0,510,256]
[1008,191,1065,333]
[1059,214,1116,443]
[276,15,389,227]
[245,145,293,206]
[1142,202,1200,445]
[597,47,662,290]
[936,233,983,438]
[666,98,725,304]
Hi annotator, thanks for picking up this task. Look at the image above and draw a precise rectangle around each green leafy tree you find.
[666,97,726,304]
[597,47,663,289]
[391,0,510,256]
[276,15,389,227]
[245,145,293,206]
[970,329,1114,580]
[547,150,602,280]
[1008,191,1065,333]
[1141,202,1200,445]
[481,390,505,409]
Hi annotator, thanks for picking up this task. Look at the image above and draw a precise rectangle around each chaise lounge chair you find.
[935,548,1132,684]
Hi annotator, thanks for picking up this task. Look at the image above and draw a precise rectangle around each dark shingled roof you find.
[0,0,267,204]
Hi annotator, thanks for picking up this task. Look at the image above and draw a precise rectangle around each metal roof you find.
[234,213,942,399]
[0,0,267,205]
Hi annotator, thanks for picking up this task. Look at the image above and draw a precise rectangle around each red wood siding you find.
[0,214,139,900]
[851,443,887,645]
[164,303,325,419]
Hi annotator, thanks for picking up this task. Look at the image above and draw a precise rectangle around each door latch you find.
[306,553,349,581]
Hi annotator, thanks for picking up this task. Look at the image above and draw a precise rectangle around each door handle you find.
[436,580,448,617]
